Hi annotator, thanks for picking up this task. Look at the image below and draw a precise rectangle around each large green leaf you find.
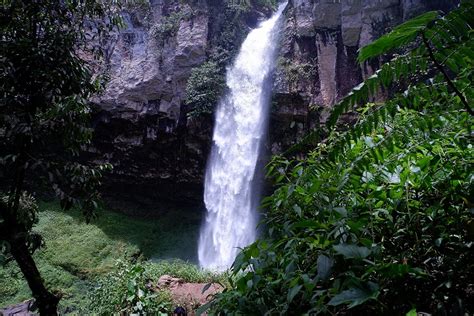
[196,301,213,316]
[358,11,439,62]
[287,284,303,303]
[333,244,371,259]
[406,308,418,316]
[328,282,379,308]
[316,255,334,281]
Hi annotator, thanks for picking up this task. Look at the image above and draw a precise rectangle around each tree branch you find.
[421,31,474,116]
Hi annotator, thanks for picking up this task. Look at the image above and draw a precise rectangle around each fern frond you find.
[328,2,474,130]
[358,11,440,62]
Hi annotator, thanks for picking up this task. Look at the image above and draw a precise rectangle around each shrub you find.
[225,0,277,12]
[150,6,194,45]
[90,260,172,315]
[185,61,226,118]
[90,259,227,315]
[0,193,42,264]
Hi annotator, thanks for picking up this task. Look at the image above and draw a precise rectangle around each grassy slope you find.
[0,201,204,312]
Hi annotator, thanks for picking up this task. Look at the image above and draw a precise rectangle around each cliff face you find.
[89,1,213,205]
[88,0,264,206]
[89,0,458,207]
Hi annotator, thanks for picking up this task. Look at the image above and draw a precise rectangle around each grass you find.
[0,201,218,314]
[144,260,228,284]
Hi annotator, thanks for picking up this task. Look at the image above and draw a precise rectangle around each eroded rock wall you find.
[89,0,459,207]
[88,1,273,207]
[88,1,212,206]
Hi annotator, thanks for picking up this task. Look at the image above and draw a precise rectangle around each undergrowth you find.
[0,202,222,314]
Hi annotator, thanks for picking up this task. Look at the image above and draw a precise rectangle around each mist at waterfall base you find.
[198,2,287,271]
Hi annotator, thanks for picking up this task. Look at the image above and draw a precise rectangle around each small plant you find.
[225,0,277,12]
[151,7,195,45]
[278,57,316,91]
[225,0,252,13]
[91,260,172,315]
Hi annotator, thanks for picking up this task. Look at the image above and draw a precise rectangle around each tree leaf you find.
[328,282,379,308]
[293,204,302,217]
[291,220,326,230]
[201,282,212,294]
[196,301,213,316]
[406,308,417,316]
[333,244,371,259]
[287,284,303,303]
[316,255,334,281]
[358,11,439,62]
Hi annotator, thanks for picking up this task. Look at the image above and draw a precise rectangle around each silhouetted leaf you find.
[328,282,379,308]
[316,255,334,281]
[358,11,439,62]
[333,244,371,259]
[202,282,213,294]
[287,284,303,303]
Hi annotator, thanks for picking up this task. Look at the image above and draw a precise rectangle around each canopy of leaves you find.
[207,2,474,315]
[0,0,121,265]
[0,0,120,221]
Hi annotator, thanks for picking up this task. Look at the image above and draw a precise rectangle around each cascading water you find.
[198,2,287,271]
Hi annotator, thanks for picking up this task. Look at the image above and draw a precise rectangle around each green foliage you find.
[0,1,120,216]
[208,3,474,315]
[151,10,189,44]
[278,57,316,91]
[328,1,474,129]
[0,202,142,312]
[225,0,277,12]
[1,5,119,310]
[255,0,278,10]
[1,0,119,270]
[91,260,172,315]
[185,62,226,118]
[225,0,252,12]
[358,11,439,62]
[0,202,215,313]
[143,259,227,284]
[91,259,227,315]
[1,193,38,235]
[186,0,278,118]
[0,193,42,264]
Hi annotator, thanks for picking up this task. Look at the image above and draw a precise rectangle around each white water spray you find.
[198,2,287,271]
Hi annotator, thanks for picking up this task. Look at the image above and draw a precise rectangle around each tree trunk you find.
[8,235,60,315]
[1,202,59,315]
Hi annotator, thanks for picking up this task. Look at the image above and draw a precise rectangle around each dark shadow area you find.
[44,200,205,263]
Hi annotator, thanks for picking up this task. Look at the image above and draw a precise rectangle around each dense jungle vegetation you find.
[1,0,473,315]
[207,3,474,315]
[0,0,268,314]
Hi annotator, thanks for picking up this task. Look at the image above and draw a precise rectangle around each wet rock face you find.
[0,299,36,315]
[89,1,215,206]
[269,0,459,153]
[89,0,459,207]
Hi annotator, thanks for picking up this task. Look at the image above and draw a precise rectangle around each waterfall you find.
[198,2,287,271]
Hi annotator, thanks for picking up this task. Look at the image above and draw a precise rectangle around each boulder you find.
[0,299,36,316]
[156,275,223,315]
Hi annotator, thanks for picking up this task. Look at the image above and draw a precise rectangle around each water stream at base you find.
[198,2,287,271]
